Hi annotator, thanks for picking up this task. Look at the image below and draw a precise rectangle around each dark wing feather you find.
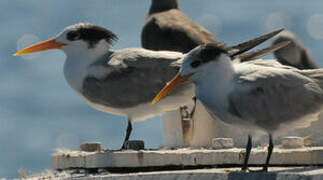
[229,28,284,56]
[142,9,227,53]
[237,41,290,62]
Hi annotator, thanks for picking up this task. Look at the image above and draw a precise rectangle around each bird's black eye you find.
[190,60,201,68]
[67,31,81,41]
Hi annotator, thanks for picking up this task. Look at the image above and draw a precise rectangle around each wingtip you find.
[274,28,285,33]
[258,28,285,42]
[229,27,285,58]
[237,40,291,62]
[269,28,285,36]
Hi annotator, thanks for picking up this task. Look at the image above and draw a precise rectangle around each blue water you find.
[1,0,323,178]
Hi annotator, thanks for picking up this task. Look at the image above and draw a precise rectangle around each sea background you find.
[1,0,323,178]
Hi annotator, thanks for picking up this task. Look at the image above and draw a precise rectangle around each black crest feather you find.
[67,23,118,47]
[199,43,227,62]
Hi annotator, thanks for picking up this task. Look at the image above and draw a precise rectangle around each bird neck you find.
[63,47,112,92]
[194,59,235,110]
[149,0,179,14]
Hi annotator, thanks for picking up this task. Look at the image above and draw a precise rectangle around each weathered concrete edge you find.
[40,167,323,180]
[52,147,323,170]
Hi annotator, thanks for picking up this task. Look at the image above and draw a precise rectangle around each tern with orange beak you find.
[152,42,323,172]
[14,23,285,150]
[14,23,194,149]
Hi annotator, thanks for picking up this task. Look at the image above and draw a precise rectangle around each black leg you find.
[180,106,190,146]
[180,106,189,120]
[263,134,273,172]
[242,135,252,172]
[189,96,197,118]
[121,118,132,150]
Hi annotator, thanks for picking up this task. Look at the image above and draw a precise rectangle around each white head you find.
[152,43,232,104]
[179,44,232,82]
[14,23,118,58]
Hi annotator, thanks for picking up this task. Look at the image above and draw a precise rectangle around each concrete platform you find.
[53,147,323,170]
[21,167,323,180]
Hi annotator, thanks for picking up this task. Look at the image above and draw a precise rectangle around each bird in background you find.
[142,0,225,53]
[272,30,319,69]
[151,41,323,172]
[14,23,285,150]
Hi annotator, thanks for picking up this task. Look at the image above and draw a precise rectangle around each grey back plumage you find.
[228,63,323,132]
[82,48,184,108]
[272,30,319,69]
[142,0,224,53]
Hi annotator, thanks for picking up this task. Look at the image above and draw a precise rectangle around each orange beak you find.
[14,38,65,56]
[152,73,192,104]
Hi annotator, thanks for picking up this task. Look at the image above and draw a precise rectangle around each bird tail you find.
[229,28,285,57]
[302,69,323,90]
[236,41,291,62]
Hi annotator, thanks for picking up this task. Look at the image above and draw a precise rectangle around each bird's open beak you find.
[152,73,192,104]
[14,38,65,56]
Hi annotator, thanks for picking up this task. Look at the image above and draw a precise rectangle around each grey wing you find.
[141,10,225,53]
[83,50,182,108]
[229,66,323,131]
[237,59,299,70]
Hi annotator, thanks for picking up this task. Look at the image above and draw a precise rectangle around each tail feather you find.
[237,41,291,62]
[303,69,323,90]
[229,28,284,57]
